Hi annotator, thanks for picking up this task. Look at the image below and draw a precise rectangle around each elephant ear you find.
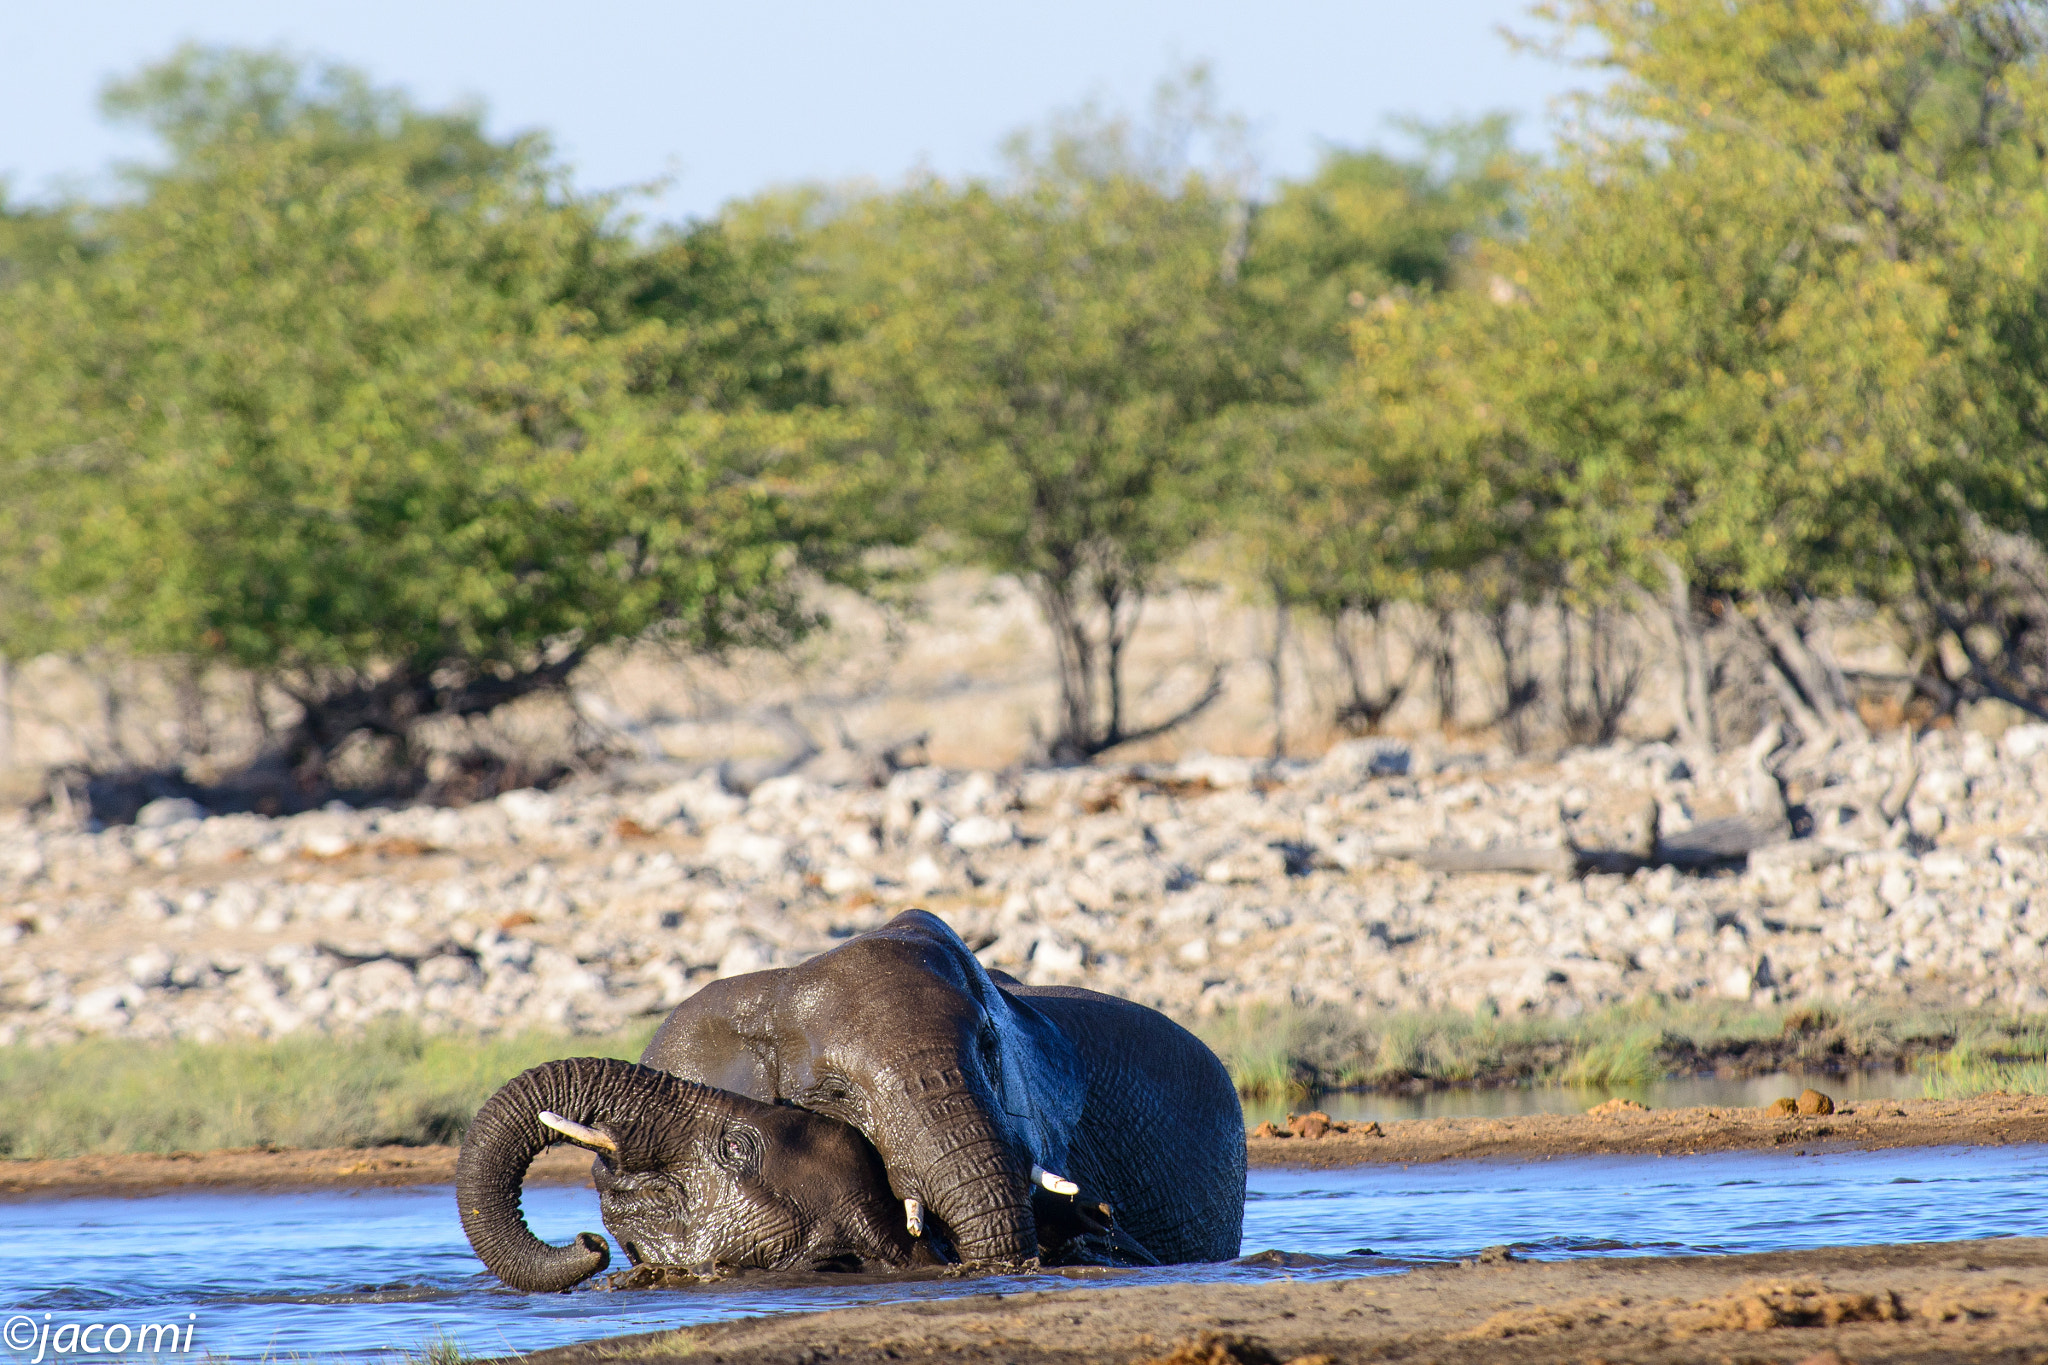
[878,910,1092,1165]
[986,986,1091,1167]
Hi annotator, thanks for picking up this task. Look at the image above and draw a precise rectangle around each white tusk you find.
[537,1110,617,1153]
[1031,1164,1079,1197]
[904,1197,924,1237]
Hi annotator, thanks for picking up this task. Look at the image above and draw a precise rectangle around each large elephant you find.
[457,1056,925,1291]
[637,909,1244,1265]
[458,911,1245,1281]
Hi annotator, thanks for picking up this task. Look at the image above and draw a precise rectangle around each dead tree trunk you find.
[1266,586,1290,763]
[173,658,211,763]
[1331,603,1414,732]
[1430,606,1460,732]
[1744,598,1869,750]
[1484,600,1542,751]
[1560,604,1647,746]
[1654,556,1717,761]
[1033,569,1224,764]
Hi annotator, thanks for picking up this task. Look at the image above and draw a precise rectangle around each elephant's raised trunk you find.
[456,1057,727,1291]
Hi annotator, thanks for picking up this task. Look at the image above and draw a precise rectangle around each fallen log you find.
[1386,811,1794,878]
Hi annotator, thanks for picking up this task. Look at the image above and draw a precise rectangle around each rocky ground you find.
[4,723,2048,1046]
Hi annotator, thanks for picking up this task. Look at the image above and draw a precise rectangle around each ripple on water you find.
[3,1145,2043,1360]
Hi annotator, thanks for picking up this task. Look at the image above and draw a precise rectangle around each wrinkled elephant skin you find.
[641,909,1245,1264]
[457,1057,918,1290]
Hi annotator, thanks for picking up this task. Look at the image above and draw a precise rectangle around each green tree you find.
[1323,0,2048,752]
[0,48,869,786]
[1501,0,2048,745]
[1227,123,1527,737]
[830,89,1265,761]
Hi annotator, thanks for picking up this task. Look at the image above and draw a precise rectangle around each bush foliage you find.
[8,5,2048,773]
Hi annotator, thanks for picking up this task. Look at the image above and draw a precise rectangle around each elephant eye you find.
[716,1124,763,1175]
[978,1019,1004,1073]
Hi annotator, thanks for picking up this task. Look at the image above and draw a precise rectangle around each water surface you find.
[5,1142,2039,1361]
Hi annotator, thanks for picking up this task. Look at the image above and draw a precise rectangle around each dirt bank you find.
[505,1238,2048,1365]
[5,1094,2045,1198]
[0,1141,595,1198]
[1247,1093,2048,1167]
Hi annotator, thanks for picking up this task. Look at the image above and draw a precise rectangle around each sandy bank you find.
[0,1141,595,1198]
[5,1094,2045,1198]
[504,1237,2048,1365]
[1247,1092,2048,1166]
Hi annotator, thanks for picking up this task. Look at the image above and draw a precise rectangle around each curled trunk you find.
[456,1056,720,1291]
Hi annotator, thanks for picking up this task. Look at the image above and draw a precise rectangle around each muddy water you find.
[5,1144,2042,1362]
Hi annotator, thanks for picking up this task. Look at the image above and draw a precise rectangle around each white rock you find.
[820,865,875,896]
[1318,739,1412,782]
[905,853,948,892]
[717,936,777,978]
[74,985,129,1022]
[748,774,812,811]
[301,829,353,859]
[135,797,208,828]
[1173,754,1258,788]
[496,788,559,827]
[2004,723,2048,761]
[1030,935,1086,974]
[705,823,788,875]
[1203,847,1286,885]
[910,805,954,846]
[947,816,1016,850]
[125,949,174,988]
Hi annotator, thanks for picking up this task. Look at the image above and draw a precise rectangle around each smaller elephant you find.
[458,1057,925,1290]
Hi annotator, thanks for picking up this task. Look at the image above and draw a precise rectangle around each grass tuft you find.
[1916,1020,2048,1098]
[400,1334,472,1365]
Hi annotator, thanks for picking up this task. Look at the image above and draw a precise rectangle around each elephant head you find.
[641,910,1092,1264]
[456,1057,919,1290]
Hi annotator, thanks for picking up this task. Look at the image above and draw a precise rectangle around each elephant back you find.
[1004,983,1245,1263]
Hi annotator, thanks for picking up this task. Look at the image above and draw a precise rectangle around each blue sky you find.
[2,2,1591,223]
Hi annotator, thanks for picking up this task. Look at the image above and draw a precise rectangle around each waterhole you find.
[5,1143,2041,1361]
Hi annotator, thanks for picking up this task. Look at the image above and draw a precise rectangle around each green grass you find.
[0,1018,657,1159]
[399,1335,473,1365]
[4,1001,2043,1162]
[1193,997,2039,1099]
[1916,1018,2048,1099]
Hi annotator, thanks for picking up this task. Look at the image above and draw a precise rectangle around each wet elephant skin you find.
[456,1057,919,1290]
[639,909,1245,1264]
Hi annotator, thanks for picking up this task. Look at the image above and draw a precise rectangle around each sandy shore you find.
[504,1238,2048,1365]
[0,1141,596,1198]
[1247,1092,2048,1166]
[5,1094,2045,1198]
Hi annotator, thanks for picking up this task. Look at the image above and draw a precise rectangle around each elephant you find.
[458,910,1245,1284]
[638,909,1244,1265]
[457,1056,928,1291]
